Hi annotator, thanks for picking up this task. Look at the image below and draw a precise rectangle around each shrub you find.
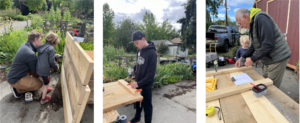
[103,64,128,82]
[114,59,118,63]
[188,49,193,55]
[63,9,71,21]
[16,15,27,21]
[80,42,94,50]
[30,14,43,30]
[104,45,116,62]
[157,41,168,55]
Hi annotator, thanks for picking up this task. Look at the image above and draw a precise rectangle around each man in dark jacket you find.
[128,31,157,123]
[235,8,291,88]
[6,31,44,98]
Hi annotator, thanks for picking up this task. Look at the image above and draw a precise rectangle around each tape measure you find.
[206,106,222,120]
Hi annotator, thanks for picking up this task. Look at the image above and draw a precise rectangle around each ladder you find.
[209,43,217,52]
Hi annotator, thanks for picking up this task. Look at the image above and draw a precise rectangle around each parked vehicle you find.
[206,25,240,52]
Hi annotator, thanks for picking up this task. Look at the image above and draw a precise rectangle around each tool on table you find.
[72,28,78,36]
[252,84,267,98]
[206,78,217,92]
[206,106,222,120]
[112,115,127,123]
[126,82,143,109]
[250,83,261,90]
[25,92,33,102]
[214,60,218,72]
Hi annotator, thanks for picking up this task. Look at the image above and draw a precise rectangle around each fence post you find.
[118,56,121,67]
[125,57,129,66]
[43,21,46,33]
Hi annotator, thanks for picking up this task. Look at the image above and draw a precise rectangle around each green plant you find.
[188,49,193,55]
[104,45,116,62]
[116,47,125,56]
[16,15,27,21]
[114,59,118,63]
[103,64,128,82]
[297,62,299,67]
[157,41,168,54]
[63,9,71,21]
[30,14,43,30]
[79,42,94,50]
[230,42,240,58]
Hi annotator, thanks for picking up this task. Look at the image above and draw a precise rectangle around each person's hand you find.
[132,69,134,75]
[57,65,60,70]
[235,59,241,68]
[245,57,254,66]
[130,82,139,88]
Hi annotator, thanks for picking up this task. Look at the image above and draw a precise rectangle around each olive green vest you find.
[250,11,291,65]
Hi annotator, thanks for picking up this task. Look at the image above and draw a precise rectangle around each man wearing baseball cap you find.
[128,30,157,123]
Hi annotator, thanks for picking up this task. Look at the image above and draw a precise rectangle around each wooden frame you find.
[206,78,273,102]
[266,0,275,13]
[61,32,94,123]
[206,66,252,77]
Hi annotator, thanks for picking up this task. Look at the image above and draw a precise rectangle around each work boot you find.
[10,86,22,98]
[40,96,51,104]
[128,117,141,123]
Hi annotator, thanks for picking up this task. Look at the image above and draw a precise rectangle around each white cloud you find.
[218,13,225,18]
[220,7,231,11]
[234,8,240,13]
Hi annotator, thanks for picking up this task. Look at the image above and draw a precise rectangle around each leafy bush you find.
[80,42,94,50]
[104,45,116,62]
[103,64,128,82]
[63,9,71,21]
[16,15,27,21]
[55,8,61,21]
[188,49,193,55]
[30,14,43,30]
[153,63,194,88]
[117,47,125,56]
[157,41,168,55]
[0,29,29,64]
[114,59,118,63]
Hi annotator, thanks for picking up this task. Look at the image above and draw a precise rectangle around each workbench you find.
[206,67,299,123]
[103,80,143,123]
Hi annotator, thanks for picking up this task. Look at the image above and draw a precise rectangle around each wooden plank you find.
[88,80,94,104]
[61,65,74,123]
[85,51,94,61]
[63,46,86,105]
[65,32,94,85]
[265,85,299,123]
[103,110,119,123]
[220,94,256,123]
[241,91,289,123]
[215,74,235,89]
[243,69,265,81]
[206,100,224,123]
[206,66,252,77]
[206,78,273,102]
[103,81,143,112]
[76,85,91,123]
[216,70,256,123]
[118,80,136,95]
[287,63,297,72]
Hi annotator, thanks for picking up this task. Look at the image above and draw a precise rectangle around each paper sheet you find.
[231,73,254,85]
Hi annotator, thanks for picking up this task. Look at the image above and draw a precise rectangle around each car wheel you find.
[223,42,229,52]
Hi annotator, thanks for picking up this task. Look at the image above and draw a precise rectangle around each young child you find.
[36,32,60,104]
[235,35,251,62]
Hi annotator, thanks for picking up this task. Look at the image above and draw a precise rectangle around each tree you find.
[63,8,71,21]
[103,3,114,46]
[75,0,94,18]
[157,41,169,55]
[157,19,174,41]
[177,0,196,51]
[12,0,19,15]
[142,11,159,41]
[206,0,223,30]
[22,0,44,12]
[114,16,139,52]
[0,0,12,10]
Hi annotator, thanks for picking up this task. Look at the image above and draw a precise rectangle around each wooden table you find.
[103,80,143,122]
[206,67,299,123]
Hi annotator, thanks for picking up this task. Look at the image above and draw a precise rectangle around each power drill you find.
[240,57,246,66]
[54,54,63,63]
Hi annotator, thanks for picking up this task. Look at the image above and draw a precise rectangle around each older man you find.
[235,8,291,88]
[6,31,44,98]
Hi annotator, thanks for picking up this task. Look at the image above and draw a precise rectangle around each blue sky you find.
[209,0,256,22]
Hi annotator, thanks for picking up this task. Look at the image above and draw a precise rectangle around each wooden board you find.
[103,81,143,112]
[63,46,86,105]
[85,51,94,61]
[220,94,256,123]
[206,66,252,77]
[76,85,91,123]
[206,78,273,102]
[241,91,289,123]
[206,100,224,123]
[215,68,256,123]
[61,65,73,123]
[243,69,265,81]
[118,80,137,95]
[287,63,297,72]
[265,85,299,123]
[65,32,94,85]
[103,110,119,123]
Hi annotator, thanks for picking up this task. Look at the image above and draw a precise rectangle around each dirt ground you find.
[0,72,94,123]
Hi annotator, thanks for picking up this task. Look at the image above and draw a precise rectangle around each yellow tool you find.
[206,106,215,116]
[206,78,217,92]
[206,106,222,120]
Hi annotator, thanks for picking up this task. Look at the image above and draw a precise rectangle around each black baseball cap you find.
[129,31,145,43]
